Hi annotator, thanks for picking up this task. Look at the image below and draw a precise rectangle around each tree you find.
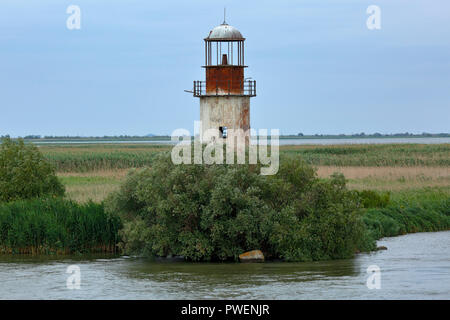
[0,137,65,202]
[106,152,371,261]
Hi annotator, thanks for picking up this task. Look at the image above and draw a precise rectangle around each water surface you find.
[0,231,449,299]
[30,137,450,146]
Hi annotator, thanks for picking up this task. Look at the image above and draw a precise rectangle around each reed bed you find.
[0,198,121,254]
[282,144,450,167]
[363,188,450,239]
[39,143,450,172]
[40,144,171,172]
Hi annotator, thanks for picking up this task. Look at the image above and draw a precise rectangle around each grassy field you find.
[41,143,449,172]
[58,170,128,203]
[35,143,450,203]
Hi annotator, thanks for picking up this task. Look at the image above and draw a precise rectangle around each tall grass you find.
[282,144,450,167]
[363,188,450,240]
[0,198,121,254]
[41,144,170,172]
[316,166,450,191]
[60,173,126,203]
[39,143,450,172]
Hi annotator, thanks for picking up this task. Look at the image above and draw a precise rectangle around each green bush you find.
[106,152,373,261]
[357,190,390,208]
[0,198,121,254]
[0,137,64,202]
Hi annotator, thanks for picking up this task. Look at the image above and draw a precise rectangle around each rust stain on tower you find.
[206,67,244,95]
[192,18,256,142]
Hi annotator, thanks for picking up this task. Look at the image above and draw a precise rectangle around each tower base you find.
[199,96,250,143]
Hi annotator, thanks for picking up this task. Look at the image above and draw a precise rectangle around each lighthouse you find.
[192,19,256,143]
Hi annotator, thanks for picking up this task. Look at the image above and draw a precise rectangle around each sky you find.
[0,0,449,136]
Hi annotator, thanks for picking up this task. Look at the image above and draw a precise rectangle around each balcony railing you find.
[193,80,256,97]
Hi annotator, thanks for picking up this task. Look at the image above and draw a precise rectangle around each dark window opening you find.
[219,126,227,139]
[221,54,228,65]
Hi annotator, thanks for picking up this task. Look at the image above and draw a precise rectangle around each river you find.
[0,231,449,299]
[29,137,450,145]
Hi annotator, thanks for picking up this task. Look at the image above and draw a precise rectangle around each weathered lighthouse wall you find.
[205,66,244,95]
[200,96,250,142]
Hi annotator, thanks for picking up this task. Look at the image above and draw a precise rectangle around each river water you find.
[30,137,450,145]
[0,231,449,300]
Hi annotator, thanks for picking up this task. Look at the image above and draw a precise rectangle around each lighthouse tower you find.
[193,19,256,143]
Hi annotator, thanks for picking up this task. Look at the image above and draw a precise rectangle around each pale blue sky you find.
[0,0,449,136]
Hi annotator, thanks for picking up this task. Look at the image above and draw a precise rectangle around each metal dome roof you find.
[205,23,244,41]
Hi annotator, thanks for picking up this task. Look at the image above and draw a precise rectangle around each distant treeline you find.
[2,132,449,140]
[2,135,171,140]
[289,132,450,139]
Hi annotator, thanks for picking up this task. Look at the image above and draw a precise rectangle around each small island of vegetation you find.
[0,137,448,260]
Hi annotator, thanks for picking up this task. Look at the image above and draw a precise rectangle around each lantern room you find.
[193,22,256,97]
[204,23,245,67]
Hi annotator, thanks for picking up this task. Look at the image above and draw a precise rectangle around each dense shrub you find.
[0,137,64,202]
[106,152,373,261]
[357,190,390,208]
[0,198,121,254]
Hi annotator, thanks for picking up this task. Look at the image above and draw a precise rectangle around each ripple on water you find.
[0,231,449,299]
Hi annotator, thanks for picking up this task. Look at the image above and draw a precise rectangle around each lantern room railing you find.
[193,80,256,97]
